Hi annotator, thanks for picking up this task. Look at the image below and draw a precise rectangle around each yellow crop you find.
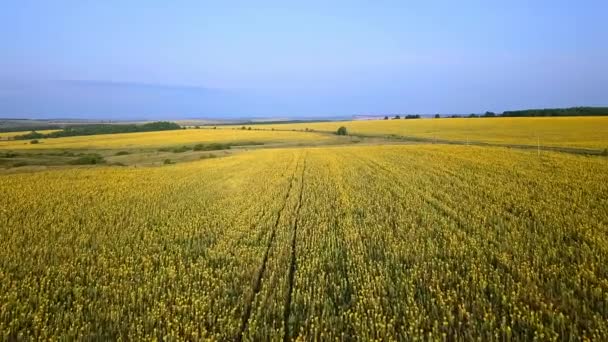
[227,117,608,149]
[1,144,607,340]
[0,128,337,150]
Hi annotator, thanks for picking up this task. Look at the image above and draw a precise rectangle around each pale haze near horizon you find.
[1,0,607,120]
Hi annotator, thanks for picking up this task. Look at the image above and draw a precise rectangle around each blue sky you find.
[1,0,607,119]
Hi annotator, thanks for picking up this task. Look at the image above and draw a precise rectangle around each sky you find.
[1,0,607,119]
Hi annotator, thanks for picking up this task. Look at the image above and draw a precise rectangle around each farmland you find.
[1,136,607,339]
[0,128,338,150]
[1,117,607,340]
[226,117,608,151]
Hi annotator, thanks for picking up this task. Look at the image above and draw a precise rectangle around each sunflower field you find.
[1,145,607,340]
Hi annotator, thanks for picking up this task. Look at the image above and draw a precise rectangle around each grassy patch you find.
[193,143,231,151]
[41,151,76,157]
[0,152,18,158]
[69,154,106,165]
[158,141,260,153]
[158,146,191,153]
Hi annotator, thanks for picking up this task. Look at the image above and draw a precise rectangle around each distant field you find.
[229,117,608,150]
[0,129,60,140]
[1,145,607,340]
[0,128,338,150]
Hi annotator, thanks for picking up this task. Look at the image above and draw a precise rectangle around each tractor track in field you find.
[283,154,307,342]
[236,156,300,341]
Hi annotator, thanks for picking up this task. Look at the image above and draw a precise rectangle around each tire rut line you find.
[283,154,307,342]
[236,155,300,341]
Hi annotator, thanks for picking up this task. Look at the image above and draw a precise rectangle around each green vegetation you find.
[193,143,231,151]
[0,123,58,133]
[158,145,191,153]
[69,153,106,165]
[158,142,257,153]
[13,121,181,140]
[502,106,608,117]
[336,126,348,135]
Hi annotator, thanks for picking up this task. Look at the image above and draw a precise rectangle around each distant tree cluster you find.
[382,114,421,119]
[13,122,181,140]
[384,107,608,120]
[502,107,608,117]
[0,125,59,133]
[443,112,501,118]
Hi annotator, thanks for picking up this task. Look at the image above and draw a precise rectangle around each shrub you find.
[336,126,348,136]
[159,146,191,153]
[163,159,173,165]
[193,143,231,151]
[30,139,39,144]
[70,154,105,165]
[115,151,130,156]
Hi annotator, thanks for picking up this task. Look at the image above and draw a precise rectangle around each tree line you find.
[379,107,608,119]
[13,121,181,140]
